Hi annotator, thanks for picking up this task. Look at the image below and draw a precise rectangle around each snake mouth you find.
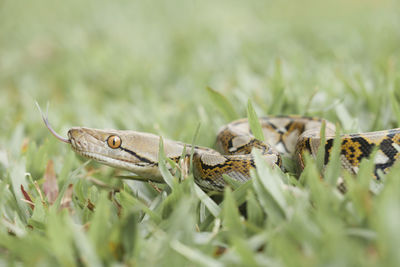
[72,148,130,165]
[70,139,163,182]
[70,145,106,163]
[71,145,156,175]
[68,134,127,164]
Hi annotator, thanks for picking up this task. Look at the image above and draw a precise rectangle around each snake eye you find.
[107,135,122,149]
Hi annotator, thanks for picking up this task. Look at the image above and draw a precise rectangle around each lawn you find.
[1,0,400,265]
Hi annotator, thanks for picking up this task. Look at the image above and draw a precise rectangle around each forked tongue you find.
[36,102,71,144]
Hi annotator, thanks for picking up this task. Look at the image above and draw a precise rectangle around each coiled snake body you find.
[42,114,400,191]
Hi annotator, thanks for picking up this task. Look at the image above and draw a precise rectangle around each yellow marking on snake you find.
[41,113,400,192]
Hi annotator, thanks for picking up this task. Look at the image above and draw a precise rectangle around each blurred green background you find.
[1,0,399,143]
[1,0,400,265]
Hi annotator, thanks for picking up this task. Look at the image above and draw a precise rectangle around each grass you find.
[1,0,400,265]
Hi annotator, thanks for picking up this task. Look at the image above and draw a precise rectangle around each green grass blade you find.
[324,124,342,186]
[206,87,239,121]
[117,191,162,224]
[70,218,103,267]
[316,120,326,173]
[158,137,177,190]
[247,99,265,141]
[193,183,221,218]
[170,240,223,267]
[252,150,288,224]
[246,191,265,228]
[222,187,244,238]
[390,91,400,124]
[222,174,242,190]
[189,122,201,175]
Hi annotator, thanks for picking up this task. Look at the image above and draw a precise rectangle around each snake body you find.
[43,115,400,191]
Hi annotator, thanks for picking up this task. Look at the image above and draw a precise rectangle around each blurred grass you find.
[1,0,400,265]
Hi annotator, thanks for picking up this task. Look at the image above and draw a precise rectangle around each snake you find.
[39,109,400,192]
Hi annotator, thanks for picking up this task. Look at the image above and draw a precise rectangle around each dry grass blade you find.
[20,185,34,210]
[43,160,59,204]
[60,184,74,211]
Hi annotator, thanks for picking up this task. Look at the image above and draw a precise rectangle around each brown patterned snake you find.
[40,109,400,191]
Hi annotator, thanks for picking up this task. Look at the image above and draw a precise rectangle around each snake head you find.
[38,102,183,182]
[37,100,165,180]
[67,127,166,179]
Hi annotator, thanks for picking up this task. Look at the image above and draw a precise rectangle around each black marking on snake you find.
[386,129,398,138]
[380,138,397,160]
[278,139,290,154]
[199,156,255,171]
[234,139,269,153]
[227,136,234,152]
[259,121,291,152]
[305,138,312,152]
[374,137,398,178]
[265,121,278,130]
[120,147,156,164]
[284,121,293,132]
[276,154,282,167]
[134,162,158,167]
[353,137,375,162]
[259,119,277,131]
[340,139,348,155]
[324,139,334,165]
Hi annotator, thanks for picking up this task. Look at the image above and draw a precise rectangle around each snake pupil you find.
[107,135,121,149]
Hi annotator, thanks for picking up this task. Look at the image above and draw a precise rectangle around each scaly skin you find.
[44,115,400,191]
